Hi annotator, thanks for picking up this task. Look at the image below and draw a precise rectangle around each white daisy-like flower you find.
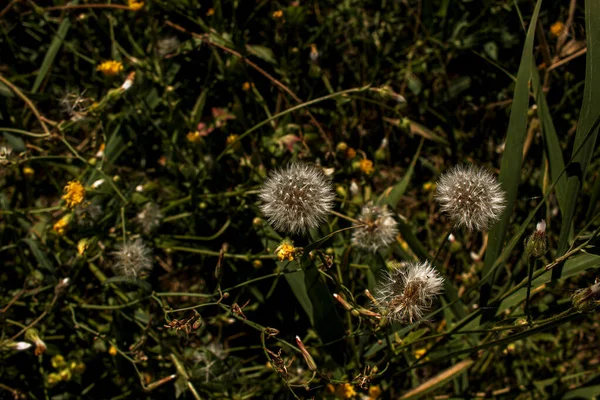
[435,165,506,231]
[374,261,444,324]
[352,203,398,252]
[112,238,153,277]
[259,162,335,234]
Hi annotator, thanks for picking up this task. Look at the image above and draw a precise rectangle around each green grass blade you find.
[32,17,72,93]
[480,0,543,309]
[379,138,423,208]
[556,0,600,258]
[531,67,567,213]
[22,238,56,278]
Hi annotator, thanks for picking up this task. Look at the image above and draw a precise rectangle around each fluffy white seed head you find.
[374,261,444,324]
[136,202,163,235]
[435,165,506,231]
[259,162,335,234]
[112,238,153,277]
[352,203,398,252]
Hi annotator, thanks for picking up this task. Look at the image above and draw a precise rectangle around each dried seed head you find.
[259,162,335,234]
[136,202,163,234]
[112,238,153,277]
[352,203,398,252]
[374,261,444,324]
[435,165,506,231]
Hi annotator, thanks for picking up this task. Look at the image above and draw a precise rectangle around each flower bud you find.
[295,336,317,371]
[524,220,547,259]
[25,328,46,356]
[572,280,600,312]
[5,341,32,351]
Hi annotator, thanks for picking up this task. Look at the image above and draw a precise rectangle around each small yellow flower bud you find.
[47,372,62,386]
[359,159,374,175]
[51,354,67,369]
[108,345,118,356]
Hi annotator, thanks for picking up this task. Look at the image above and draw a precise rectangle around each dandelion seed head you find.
[259,162,335,234]
[112,238,153,277]
[435,165,506,231]
[136,202,163,235]
[374,261,444,324]
[352,203,398,252]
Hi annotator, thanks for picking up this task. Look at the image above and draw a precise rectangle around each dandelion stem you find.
[430,226,453,266]
[525,258,537,323]
[330,209,360,224]
[121,207,127,244]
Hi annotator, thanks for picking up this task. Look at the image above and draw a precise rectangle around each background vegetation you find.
[1,0,599,398]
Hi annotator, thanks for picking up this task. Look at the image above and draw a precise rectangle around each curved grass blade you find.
[556,0,600,259]
[480,0,543,312]
[531,67,567,213]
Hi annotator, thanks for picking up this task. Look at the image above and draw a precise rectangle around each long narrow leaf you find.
[481,0,543,310]
[556,0,600,258]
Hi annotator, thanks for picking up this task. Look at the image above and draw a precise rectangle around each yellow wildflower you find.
[272,10,283,19]
[128,0,144,11]
[335,383,357,399]
[550,21,565,38]
[62,180,85,208]
[276,242,295,262]
[59,368,72,381]
[53,214,73,236]
[346,147,357,159]
[96,60,124,76]
[414,348,427,360]
[368,385,382,399]
[206,8,215,16]
[422,182,435,191]
[77,238,90,255]
[108,345,118,356]
[186,131,202,143]
[226,134,239,146]
[242,81,252,91]
[23,167,34,177]
[51,355,67,369]
[359,159,374,175]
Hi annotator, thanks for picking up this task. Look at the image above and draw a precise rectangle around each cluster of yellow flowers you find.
[47,355,85,387]
[97,60,124,76]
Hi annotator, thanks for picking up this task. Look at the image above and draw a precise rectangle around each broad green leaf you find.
[282,265,314,325]
[557,0,600,257]
[246,45,277,65]
[481,0,543,310]
[301,253,347,364]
